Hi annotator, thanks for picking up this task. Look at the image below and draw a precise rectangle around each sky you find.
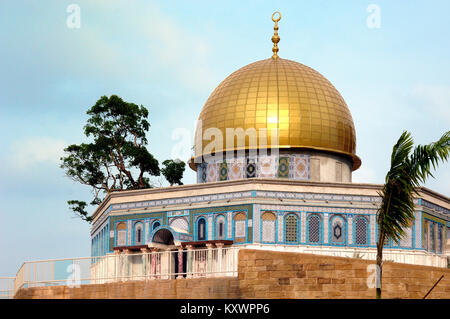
[0,0,449,276]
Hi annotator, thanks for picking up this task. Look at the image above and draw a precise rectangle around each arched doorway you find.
[151,228,186,278]
[152,228,174,245]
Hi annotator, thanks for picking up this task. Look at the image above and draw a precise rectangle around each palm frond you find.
[377,130,450,243]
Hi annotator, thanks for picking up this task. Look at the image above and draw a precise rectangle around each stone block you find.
[318,277,331,284]
[318,263,335,270]
[278,278,290,285]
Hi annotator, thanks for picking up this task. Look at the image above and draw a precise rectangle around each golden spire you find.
[271,11,282,59]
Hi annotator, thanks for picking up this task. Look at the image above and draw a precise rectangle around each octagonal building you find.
[88,14,449,279]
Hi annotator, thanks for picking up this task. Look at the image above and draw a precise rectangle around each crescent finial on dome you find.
[271,11,281,59]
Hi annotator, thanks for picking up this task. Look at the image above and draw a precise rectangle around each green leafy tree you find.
[161,159,186,186]
[376,131,449,298]
[60,95,160,222]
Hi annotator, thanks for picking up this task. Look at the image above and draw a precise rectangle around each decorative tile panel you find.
[207,215,213,240]
[277,157,289,178]
[145,220,149,243]
[370,215,376,246]
[331,216,345,244]
[127,220,132,245]
[293,155,309,180]
[301,212,306,243]
[257,155,276,178]
[227,211,232,239]
[259,204,377,216]
[201,163,207,183]
[253,205,260,243]
[235,220,246,238]
[169,217,189,232]
[324,213,329,244]
[399,226,413,248]
[228,158,244,180]
[206,163,218,182]
[348,215,353,245]
[415,211,421,249]
[246,157,256,178]
[219,162,228,181]
[261,220,275,242]
[277,213,283,242]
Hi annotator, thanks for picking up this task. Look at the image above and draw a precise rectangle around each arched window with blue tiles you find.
[438,224,444,254]
[261,212,276,243]
[197,217,207,240]
[152,220,161,231]
[134,222,144,245]
[234,212,247,243]
[284,214,299,244]
[307,214,322,244]
[430,222,436,252]
[215,215,226,240]
[330,215,346,245]
[423,220,429,250]
[116,222,127,246]
[354,216,369,246]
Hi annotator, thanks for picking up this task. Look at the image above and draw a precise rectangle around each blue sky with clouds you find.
[0,0,449,276]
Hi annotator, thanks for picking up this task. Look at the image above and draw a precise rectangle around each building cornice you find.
[90,178,449,222]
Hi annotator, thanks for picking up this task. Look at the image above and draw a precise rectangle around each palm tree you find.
[376,130,450,299]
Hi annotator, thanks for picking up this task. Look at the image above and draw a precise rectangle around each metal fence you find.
[0,277,14,299]
[13,247,239,296]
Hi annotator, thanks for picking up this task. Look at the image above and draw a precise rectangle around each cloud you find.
[134,4,216,92]
[8,137,66,170]
[412,84,450,124]
[352,165,379,184]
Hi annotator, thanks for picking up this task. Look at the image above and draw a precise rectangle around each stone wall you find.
[15,249,450,299]
[238,250,450,299]
[15,277,240,299]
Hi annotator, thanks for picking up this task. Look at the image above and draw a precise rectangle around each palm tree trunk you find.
[376,231,385,299]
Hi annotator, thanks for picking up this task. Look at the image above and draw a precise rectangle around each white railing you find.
[13,247,239,297]
[0,277,14,299]
[8,245,448,298]
[246,244,448,268]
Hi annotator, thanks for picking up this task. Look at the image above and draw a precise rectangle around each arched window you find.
[261,212,276,243]
[234,212,247,243]
[101,227,105,256]
[423,220,429,250]
[134,222,143,245]
[215,215,226,240]
[330,215,346,245]
[197,218,206,240]
[106,224,109,253]
[399,226,413,248]
[152,220,161,230]
[307,214,321,244]
[355,216,368,246]
[169,217,189,232]
[285,214,299,243]
[437,225,443,254]
[430,222,436,252]
[116,222,127,246]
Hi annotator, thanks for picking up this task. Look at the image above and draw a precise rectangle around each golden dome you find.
[194,57,361,170]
